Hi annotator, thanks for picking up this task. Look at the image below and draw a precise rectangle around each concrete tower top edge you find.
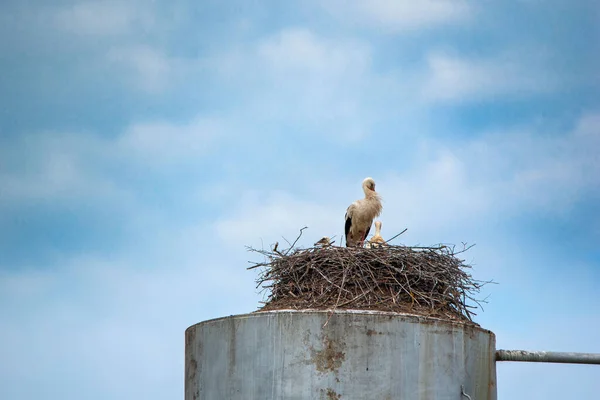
[185,309,495,336]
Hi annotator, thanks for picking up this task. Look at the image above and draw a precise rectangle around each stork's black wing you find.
[344,212,352,247]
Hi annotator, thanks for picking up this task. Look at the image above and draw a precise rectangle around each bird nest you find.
[247,231,490,324]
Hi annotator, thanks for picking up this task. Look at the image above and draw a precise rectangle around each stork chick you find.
[314,236,333,247]
[345,177,383,247]
[368,221,386,248]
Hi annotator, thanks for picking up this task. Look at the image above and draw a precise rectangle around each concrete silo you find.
[185,310,496,399]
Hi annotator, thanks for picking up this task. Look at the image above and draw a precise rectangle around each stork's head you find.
[375,220,382,230]
[362,177,376,193]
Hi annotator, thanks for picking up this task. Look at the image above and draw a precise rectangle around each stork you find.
[314,236,333,247]
[367,221,386,248]
[344,177,382,247]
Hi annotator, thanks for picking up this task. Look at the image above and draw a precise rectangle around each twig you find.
[323,262,348,328]
[385,228,408,243]
[284,226,308,256]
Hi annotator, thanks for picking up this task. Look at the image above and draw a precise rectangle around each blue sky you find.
[0,0,599,399]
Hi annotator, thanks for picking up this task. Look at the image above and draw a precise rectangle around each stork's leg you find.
[359,232,367,247]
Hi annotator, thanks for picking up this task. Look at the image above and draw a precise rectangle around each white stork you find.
[367,221,386,248]
[314,236,333,247]
[345,177,382,247]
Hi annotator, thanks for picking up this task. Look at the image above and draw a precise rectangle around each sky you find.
[0,0,599,399]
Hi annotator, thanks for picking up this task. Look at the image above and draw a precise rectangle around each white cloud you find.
[214,154,489,254]
[118,116,225,164]
[0,132,127,205]
[211,28,383,142]
[466,112,600,210]
[378,151,489,233]
[319,0,471,32]
[256,29,374,140]
[258,28,371,76]
[0,113,228,207]
[0,248,259,400]
[215,110,600,251]
[216,190,347,249]
[107,45,175,92]
[49,2,185,93]
[54,1,155,37]
[421,51,559,102]
[378,112,600,236]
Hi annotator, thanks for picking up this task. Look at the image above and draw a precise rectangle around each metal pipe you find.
[496,350,600,365]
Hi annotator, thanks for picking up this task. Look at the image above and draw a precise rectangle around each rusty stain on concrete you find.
[326,388,341,399]
[320,388,341,399]
[311,336,346,373]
